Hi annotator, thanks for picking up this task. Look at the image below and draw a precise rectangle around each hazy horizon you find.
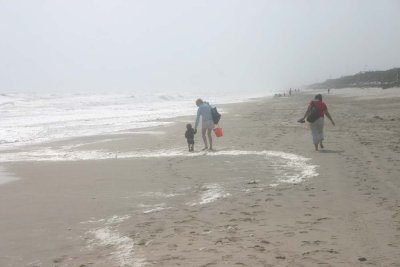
[1,0,399,94]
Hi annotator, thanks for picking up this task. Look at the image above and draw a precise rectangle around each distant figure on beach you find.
[194,98,214,150]
[328,88,331,94]
[289,88,292,96]
[185,123,195,152]
[301,94,335,151]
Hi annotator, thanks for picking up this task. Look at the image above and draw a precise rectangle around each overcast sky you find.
[0,0,399,94]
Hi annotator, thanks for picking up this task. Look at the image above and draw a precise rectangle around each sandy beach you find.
[1,88,400,266]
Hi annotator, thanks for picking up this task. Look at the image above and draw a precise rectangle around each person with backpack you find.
[194,98,214,151]
[300,94,335,151]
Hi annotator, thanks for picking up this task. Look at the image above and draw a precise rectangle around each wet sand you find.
[0,88,400,266]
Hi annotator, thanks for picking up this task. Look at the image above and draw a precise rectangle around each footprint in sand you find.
[251,245,266,252]
[53,255,67,264]
[302,249,339,256]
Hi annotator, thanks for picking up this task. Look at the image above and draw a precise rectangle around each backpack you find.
[205,102,221,124]
[211,106,221,124]
[306,102,320,123]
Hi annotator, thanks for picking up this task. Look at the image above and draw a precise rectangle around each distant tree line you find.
[308,68,400,89]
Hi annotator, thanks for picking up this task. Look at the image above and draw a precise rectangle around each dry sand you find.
[0,88,399,266]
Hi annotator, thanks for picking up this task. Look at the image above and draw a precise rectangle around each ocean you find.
[0,91,267,152]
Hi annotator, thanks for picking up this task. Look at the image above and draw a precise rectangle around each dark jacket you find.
[185,128,195,140]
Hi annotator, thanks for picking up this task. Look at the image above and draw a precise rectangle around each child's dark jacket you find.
[185,128,195,143]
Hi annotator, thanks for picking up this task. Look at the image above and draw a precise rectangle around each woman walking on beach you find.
[301,94,335,151]
[194,98,214,150]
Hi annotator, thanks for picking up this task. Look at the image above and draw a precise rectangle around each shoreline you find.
[1,88,399,266]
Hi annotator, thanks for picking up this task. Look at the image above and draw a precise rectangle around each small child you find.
[185,123,195,152]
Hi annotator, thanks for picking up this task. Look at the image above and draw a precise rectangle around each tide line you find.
[0,148,319,184]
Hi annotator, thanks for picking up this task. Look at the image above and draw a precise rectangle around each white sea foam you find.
[105,215,132,225]
[88,227,145,267]
[85,214,145,267]
[187,183,231,206]
[138,203,172,214]
[81,215,130,225]
[143,206,171,214]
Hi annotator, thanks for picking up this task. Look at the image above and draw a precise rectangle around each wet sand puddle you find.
[0,166,19,185]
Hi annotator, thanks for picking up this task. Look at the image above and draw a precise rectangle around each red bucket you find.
[214,127,223,137]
